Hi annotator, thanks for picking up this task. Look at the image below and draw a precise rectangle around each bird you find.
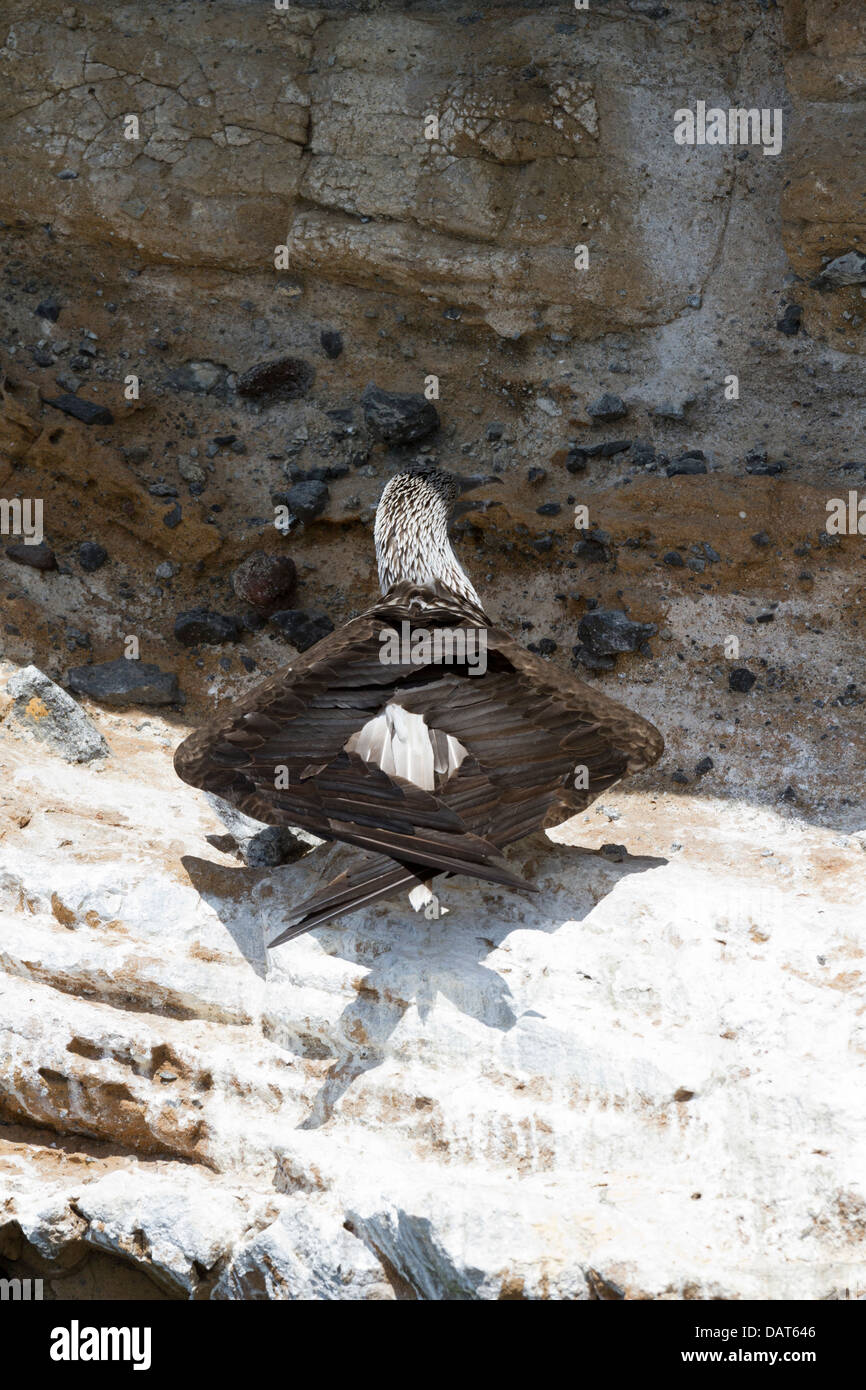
[174,464,663,947]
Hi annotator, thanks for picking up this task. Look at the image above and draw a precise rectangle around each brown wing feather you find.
[174,585,663,918]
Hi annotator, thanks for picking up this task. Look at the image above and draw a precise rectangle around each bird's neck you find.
[376,502,483,607]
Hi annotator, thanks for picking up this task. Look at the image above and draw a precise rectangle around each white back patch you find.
[345,703,468,791]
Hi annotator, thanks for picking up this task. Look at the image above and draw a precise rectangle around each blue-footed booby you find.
[174,466,663,945]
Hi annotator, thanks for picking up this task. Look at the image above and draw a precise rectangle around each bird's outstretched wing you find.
[174,592,533,896]
[175,585,663,939]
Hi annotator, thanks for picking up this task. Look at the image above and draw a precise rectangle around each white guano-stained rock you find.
[0,687,864,1300]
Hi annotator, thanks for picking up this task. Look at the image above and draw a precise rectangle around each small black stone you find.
[536,502,561,516]
[565,447,588,474]
[586,393,627,422]
[361,383,440,445]
[286,479,329,523]
[694,756,714,776]
[320,329,344,360]
[587,439,631,459]
[751,531,771,547]
[78,542,108,572]
[270,609,334,652]
[729,667,757,693]
[667,456,708,477]
[174,609,241,646]
[578,608,657,657]
[162,503,182,529]
[663,551,685,567]
[68,659,182,707]
[44,394,114,426]
[776,304,803,336]
[35,298,61,322]
[6,542,57,571]
[237,356,314,400]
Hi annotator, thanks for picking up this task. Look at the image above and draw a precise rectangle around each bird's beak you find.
[452,473,503,521]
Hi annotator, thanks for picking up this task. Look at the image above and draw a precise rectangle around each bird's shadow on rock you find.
[184,840,666,1129]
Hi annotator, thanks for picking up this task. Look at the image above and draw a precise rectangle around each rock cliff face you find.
[0,0,864,1299]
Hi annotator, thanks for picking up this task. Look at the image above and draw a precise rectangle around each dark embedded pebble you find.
[527,638,557,656]
[67,659,183,707]
[44,394,114,426]
[162,503,183,529]
[565,447,588,473]
[320,329,343,359]
[6,542,57,570]
[746,459,787,476]
[31,347,55,367]
[671,770,689,784]
[530,534,554,553]
[729,667,757,693]
[527,467,547,484]
[123,445,150,464]
[174,609,241,646]
[270,609,335,651]
[536,502,561,516]
[702,542,721,563]
[285,479,329,523]
[240,654,257,673]
[242,826,309,868]
[35,298,61,321]
[148,483,179,498]
[584,439,631,458]
[486,422,504,441]
[78,541,108,572]
[213,434,236,448]
[572,646,615,672]
[575,527,613,562]
[65,628,91,650]
[663,550,685,567]
[598,843,628,861]
[587,393,627,422]
[631,441,656,466]
[776,304,802,336]
[237,356,314,400]
[694,756,714,775]
[231,551,297,610]
[756,612,775,623]
[667,456,708,476]
[361,383,440,445]
[751,531,771,546]
[578,608,657,657]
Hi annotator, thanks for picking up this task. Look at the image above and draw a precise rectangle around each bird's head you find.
[374,464,501,603]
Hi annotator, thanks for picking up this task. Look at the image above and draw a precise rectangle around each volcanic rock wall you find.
[0,0,864,1299]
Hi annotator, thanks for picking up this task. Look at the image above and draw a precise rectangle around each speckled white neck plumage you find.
[374,471,483,607]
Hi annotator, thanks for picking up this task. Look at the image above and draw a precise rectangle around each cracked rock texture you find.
[0,0,865,1299]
